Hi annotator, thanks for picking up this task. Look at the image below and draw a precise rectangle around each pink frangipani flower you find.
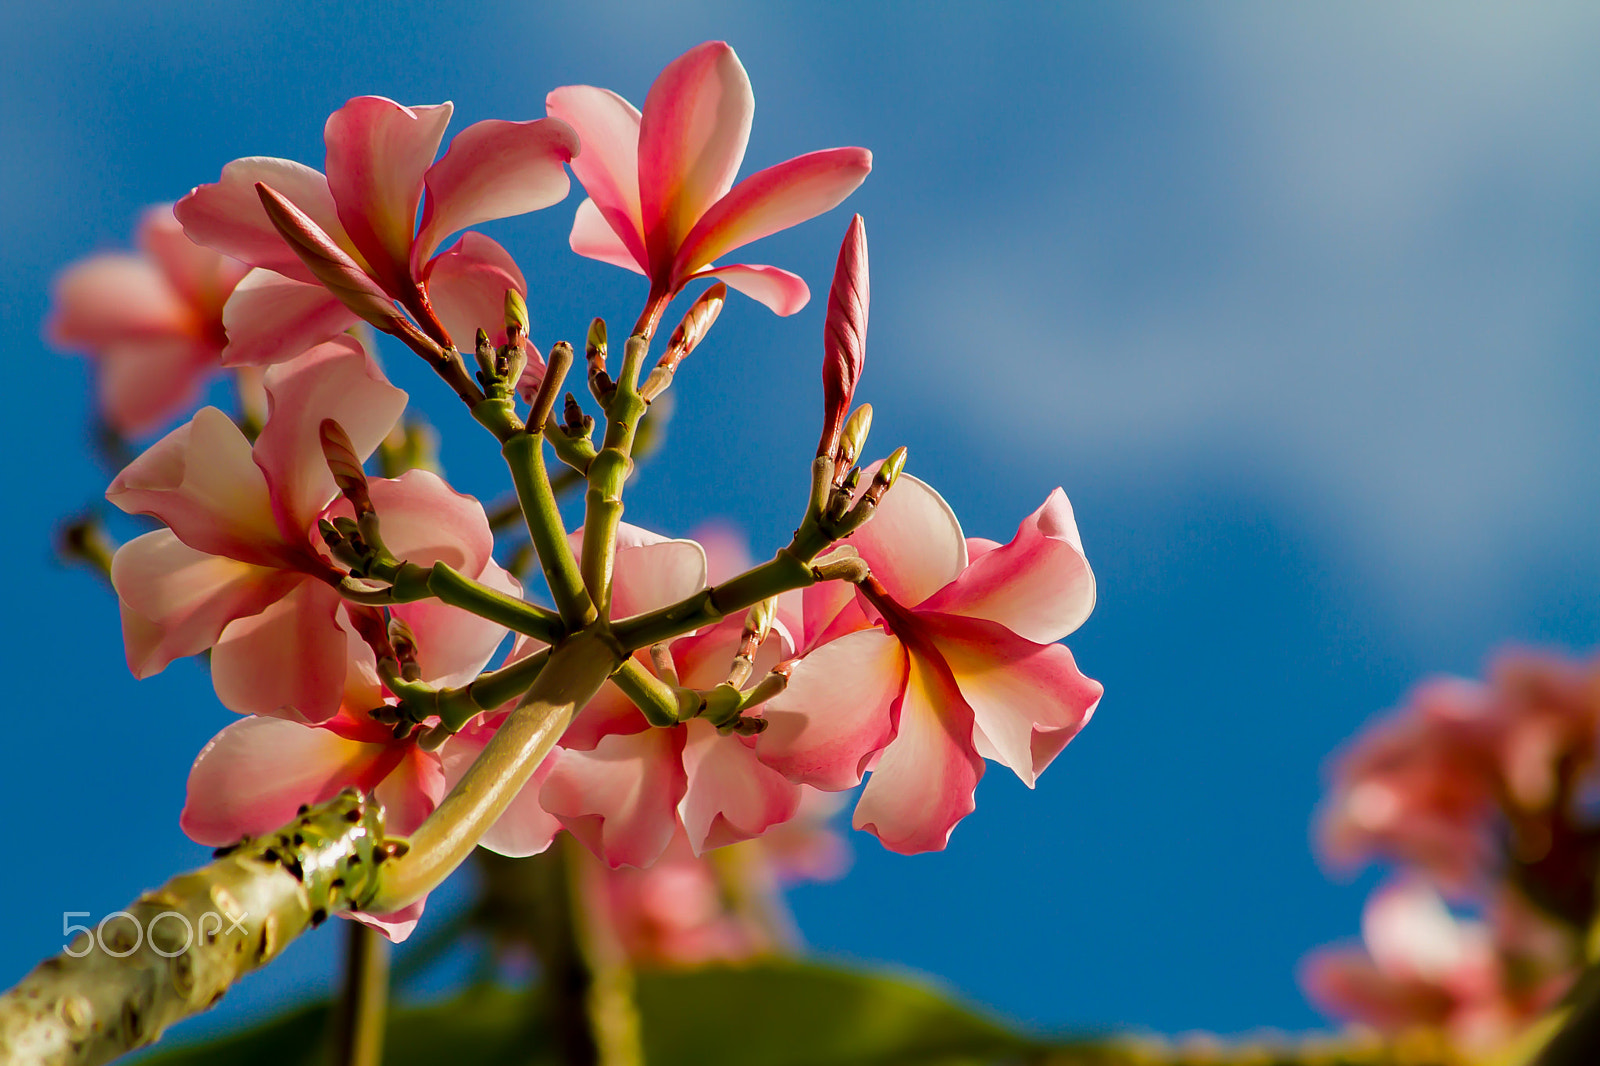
[48,205,250,435]
[176,96,576,365]
[107,338,510,724]
[537,524,802,868]
[756,475,1102,854]
[548,41,872,333]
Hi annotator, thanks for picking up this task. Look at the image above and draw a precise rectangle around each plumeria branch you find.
[0,791,397,1066]
[366,629,620,915]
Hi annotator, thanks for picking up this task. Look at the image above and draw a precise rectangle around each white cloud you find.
[897,4,1600,631]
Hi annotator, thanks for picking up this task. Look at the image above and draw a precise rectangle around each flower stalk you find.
[0,790,393,1066]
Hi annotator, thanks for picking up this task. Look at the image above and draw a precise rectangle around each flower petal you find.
[324,97,453,293]
[675,148,872,278]
[175,157,354,284]
[348,901,426,943]
[423,232,527,350]
[254,336,407,535]
[219,268,358,367]
[919,488,1095,643]
[137,203,249,317]
[363,469,493,576]
[687,263,809,316]
[919,612,1101,786]
[92,338,217,437]
[546,85,647,267]
[756,627,905,791]
[679,719,800,853]
[540,730,688,868]
[374,749,446,837]
[637,41,753,270]
[568,524,708,621]
[848,472,968,608]
[569,197,646,273]
[852,649,984,854]
[209,578,348,721]
[48,254,194,347]
[111,529,297,677]
[107,406,286,564]
[181,714,384,845]
[414,117,578,266]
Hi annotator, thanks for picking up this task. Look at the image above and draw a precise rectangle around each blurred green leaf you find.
[134,985,552,1066]
[634,959,1045,1066]
[134,960,1045,1065]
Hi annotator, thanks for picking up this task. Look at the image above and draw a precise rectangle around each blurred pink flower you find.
[1301,879,1574,1051]
[578,788,848,967]
[48,205,250,435]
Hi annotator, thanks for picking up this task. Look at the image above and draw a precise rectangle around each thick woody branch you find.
[0,791,395,1066]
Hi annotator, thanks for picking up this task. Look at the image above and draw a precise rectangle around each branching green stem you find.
[581,336,649,616]
[504,432,594,630]
[611,658,690,727]
[612,549,816,651]
[426,563,563,645]
[367,630,619,914]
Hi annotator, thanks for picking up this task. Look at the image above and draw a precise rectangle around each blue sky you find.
[5,0,1600,1044]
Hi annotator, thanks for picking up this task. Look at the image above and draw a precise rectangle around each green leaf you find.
[133,985,553,1066]
[133,960,1043,1065]
[634,959,1046,1066]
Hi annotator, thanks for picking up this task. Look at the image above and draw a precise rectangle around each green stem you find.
[427,563,563,645]
[331,922,388,1066]
[368,630,619,914]
[610,658,687,727]
[504,431,594,630]
[460,648,552,724]
[581,336,649,616]
[0,791,393,1066]
[546,414,598,476]
[612,550,816,651]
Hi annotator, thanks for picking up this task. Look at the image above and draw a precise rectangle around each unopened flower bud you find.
[586,317,608,370]
[474,328,496,383]
[387,616,420,681]
[665,284,727,369]
[817,215,869,459]
[256,183,412,340]
[869,446,908,502]
[504,289,529,342]
[320,419,373,517]
[835,403,873,478]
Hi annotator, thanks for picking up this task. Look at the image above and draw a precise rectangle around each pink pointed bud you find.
[320,418,373,517]
[254,182,405,335]
[817,214,868,459]
[665,283,727,368]
[643,283,726,402]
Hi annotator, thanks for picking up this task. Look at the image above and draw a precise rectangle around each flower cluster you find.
[1304,650,1600,1050]
[52,41,1100,943]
